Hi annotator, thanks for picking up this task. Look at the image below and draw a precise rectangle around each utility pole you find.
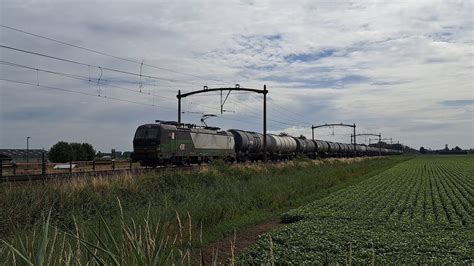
[26,136,31,170]
[379,133,382,156]
[177,90,181,125]
[263,85,268,163]
[353,123,356,155]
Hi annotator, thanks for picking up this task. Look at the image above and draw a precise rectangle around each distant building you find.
[0,149,47,163]
[111,149,122,159]
[101,155,112,160]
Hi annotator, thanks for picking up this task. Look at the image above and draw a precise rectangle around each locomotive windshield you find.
[134,128,160,140]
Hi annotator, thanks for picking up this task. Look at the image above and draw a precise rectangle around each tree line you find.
[48,141,95,163]
[419,146,468,155]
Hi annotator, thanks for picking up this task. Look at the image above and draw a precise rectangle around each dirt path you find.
[200,218,283,264]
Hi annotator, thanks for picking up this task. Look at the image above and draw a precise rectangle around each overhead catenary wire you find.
[0,44,213,86]
[0,78,275,128]
[183,111,263,127]
[3,25,451,134]
[0,60,177,99]
[254,79,470,128]
[0,78,176,110]
[0,26,363,131]
[240,93,309,125]
[0,60,221,112]
[0,45,320,128]
[0,56,375,133]
[180,97,222,112]
[268,99,315,125]
[217,89,311,127]
[250,94,318,125]
[178,90,309,128]
[226,96,309,127]
[0,24,230,85]
[0,75,358,134]
[221,97,304,127]
[1,59,304,128]
[223,95,306,128]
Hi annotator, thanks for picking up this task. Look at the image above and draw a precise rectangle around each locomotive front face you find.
[132,124,162,165]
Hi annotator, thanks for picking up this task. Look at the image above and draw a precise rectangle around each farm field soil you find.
[241,155,474,264]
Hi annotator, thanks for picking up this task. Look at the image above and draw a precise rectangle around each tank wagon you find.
[227,130,299,161]
[314,140,330,157]
[132,121,402,166]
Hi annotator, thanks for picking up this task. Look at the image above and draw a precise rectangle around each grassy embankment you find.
[0,156,409,264]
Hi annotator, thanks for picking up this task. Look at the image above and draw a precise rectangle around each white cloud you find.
[0,0,472,151]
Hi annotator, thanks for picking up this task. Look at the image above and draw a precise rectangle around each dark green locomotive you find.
[132,121,235,166]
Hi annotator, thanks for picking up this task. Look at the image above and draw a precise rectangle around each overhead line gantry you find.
[369,137,393,145]
[177,84,269,162]
[311,123,356,155]
[352,133,382,156]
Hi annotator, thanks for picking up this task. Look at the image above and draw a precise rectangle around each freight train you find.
[131,121,402,167]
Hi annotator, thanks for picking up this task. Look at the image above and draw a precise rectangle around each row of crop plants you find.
[389,161,420,221]
[371,163,414,221]
[240,156,474,263]
[431,160,455,224]
[422,165,436,223]
[438,160,474,201]
[399,163,424,222]
[443,167,473,221]
[434,158,473,226]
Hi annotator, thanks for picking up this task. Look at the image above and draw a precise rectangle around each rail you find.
[0,159,142,182]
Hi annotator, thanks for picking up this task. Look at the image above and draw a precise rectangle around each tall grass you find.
[0,156,409,263]
[1,199,210,265]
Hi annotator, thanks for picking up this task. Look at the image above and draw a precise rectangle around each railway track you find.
[0,159,307,184]
[0,156,381,184]
[0,159,286,184]
[0,165,197,184]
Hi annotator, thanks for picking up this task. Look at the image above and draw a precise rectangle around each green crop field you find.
[241,156,474,264]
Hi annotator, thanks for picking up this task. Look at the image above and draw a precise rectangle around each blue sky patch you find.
[264,34,282,41]
[262,74,368,88]
[440,99,474,107]
[371,80,411,86]
[284,49,337,62]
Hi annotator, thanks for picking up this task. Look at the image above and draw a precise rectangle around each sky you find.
[0,0,473,152]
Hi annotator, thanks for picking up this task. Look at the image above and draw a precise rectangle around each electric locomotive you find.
[131,121,235,166]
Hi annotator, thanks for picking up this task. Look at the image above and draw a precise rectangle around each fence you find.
[0,155,140,178]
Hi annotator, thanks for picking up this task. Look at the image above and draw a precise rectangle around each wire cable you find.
[0,44,207,86]
[231,98,311,127]
[0,78,177,110]
[0,24,230,85]
[226,97,308,127]
[1,60,178,100]
[176,89,307,128]
[0,60,224,112]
